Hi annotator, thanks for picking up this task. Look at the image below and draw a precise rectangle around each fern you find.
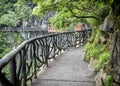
[96,51,111,70]
[104,75,113,86]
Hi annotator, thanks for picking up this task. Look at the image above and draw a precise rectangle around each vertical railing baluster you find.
[74,32,76,47]
[45,37,49,67]
[21,49,26,86]
[33,42,37,79]
[52,36,55,58]
[9,57,18,86]
[18,51,23,85]
[40,39,45,64]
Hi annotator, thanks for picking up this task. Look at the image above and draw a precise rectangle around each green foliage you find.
[102,0,114,5]
[104,75,113,86]
[85,29,103,61]
[0,11,20,27]
[67,23,75,31]
[14,2,32,21]
[94,29,102,43]
[95,51,111,70]
[0,0,15,17]
[87,18,98,27]
[33,0,113,29]
[0,0,17,26]
[85,42,107,62]
[85,28,111,71]
[49,11,74,29]
[0,0,32,27]
[87,5,110,27]
[88,29,96,42]
[33,0,55,17]
[14,33,23,46]
[2,65,10,78]
[0,32,22,59]
[0,32,11,58]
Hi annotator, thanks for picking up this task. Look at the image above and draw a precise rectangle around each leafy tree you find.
[0,10,20,27]
[0,32,11,58]
[14,1,32,21]
[0,0,32,59]
[32,0,112,29]
[0,0,32,27]
[0,0,17,27]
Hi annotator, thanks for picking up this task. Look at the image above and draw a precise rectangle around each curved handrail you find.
[0,29,91,86]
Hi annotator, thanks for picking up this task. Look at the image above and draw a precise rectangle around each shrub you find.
[94,29,101,43]
[104,75,113,86]
[85,41,107,61]
[95,51,111,71]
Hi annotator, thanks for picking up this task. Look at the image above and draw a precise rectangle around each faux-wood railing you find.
[0,29,91,86]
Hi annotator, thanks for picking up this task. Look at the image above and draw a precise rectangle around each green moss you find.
[0,32,11,58]
[104,75,113,86]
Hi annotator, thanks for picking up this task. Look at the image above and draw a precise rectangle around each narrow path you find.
[30,46,96,86]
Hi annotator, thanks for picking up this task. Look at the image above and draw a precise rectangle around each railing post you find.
[9,58,18,86]
[33,42,37,78]
[21,49,27,86]
[45,38,49,67]
[74,32,77,47]
[22,58,26,86]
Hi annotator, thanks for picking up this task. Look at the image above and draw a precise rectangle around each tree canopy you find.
[32,0,113,29]
[0,0,30,58]
[0,0,32,27]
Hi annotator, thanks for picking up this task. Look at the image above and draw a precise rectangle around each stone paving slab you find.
[30,46,96,86]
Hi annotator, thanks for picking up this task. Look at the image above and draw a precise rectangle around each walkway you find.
[30,46,96,86]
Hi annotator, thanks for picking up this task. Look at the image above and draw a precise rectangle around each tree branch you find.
[68,4,98,20]
[74,15,98,20]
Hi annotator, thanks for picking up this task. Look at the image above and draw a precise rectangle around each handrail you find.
[0,29,91,86]
[0,30,47,32]
[0,26,47,32]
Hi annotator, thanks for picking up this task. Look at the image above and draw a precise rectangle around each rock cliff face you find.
[27,12,55,31]
[111,31,120,85]
[110,2,120,80]
[101,16,114,32]
[96,7,120,84]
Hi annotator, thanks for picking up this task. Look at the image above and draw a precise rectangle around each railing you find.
[0,26,47,32]
[0,29,91,86]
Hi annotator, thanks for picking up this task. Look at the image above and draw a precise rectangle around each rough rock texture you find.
[88,58,98,71]
[101,16,114,32]
[95,69,107,86]
[30,46,96,86]
[111,31,120,85]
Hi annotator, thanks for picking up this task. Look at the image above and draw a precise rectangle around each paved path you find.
[30,46,96,86]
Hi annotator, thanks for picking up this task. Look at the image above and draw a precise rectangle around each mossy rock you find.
[88,58,98,71]
[95,69,107,86]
